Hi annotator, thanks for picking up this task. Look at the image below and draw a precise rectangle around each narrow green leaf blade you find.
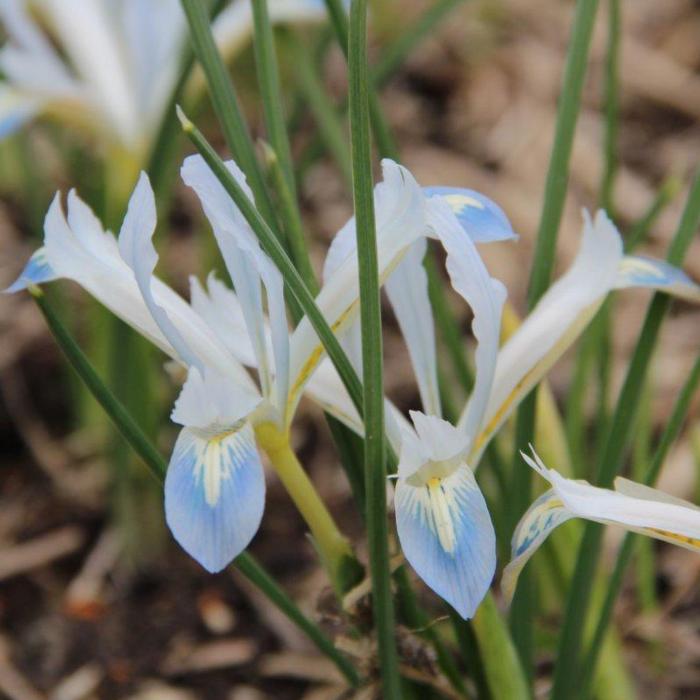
[348,1,400,696]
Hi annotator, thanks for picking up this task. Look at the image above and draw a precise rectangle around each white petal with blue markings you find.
[502,447,700,602]
[424,186,517,243]
[4,246,56,292]
[165,421,265,573]
[616,255,700,302]
[395,466,496,619]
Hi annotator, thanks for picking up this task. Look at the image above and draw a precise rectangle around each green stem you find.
[251,0,296,194]
[348,1,400,695]
[180,0,278,228]
[31,287,359,687]
[255,422,360,593]
[261,142,319,294]
[626,176,681,251]
[470,594,530,700]
[509,0,600,670]
[284,30,353,187]
[599,0,620,215]
[322,0,398,159]
[550,170,700,700]
[372,0,465,86]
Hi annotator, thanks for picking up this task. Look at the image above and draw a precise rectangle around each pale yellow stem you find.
[255,422,356,586]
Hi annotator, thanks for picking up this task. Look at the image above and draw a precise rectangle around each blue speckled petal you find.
[4,246,56,293]
[395,467,496,618]
[424,186,517,243]
[501,488,573,604]
[616,255,700,303]
[165,421,265,573]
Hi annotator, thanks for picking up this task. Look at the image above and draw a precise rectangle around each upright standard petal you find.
[166,368,264,572]
[427,199,507,445]
[181,155,289,413]
[190,273,268,369]
[385,238,441,417]
[423,186,517,243]
[119,172,203,371]
[502,447,700,601]
[395,466,496,619]
[469,210,623,464]
[469,210,700,466]
[287,159,428,421]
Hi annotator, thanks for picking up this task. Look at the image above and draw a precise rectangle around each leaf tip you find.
[176,105,194,133]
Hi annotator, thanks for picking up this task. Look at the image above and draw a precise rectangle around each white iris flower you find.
[5,156,428,574]
[320,185,700,618]
[503,447,700,602]
[0,0,330,154]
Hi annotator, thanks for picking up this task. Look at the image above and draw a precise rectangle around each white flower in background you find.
[5,155,428,573]
[0,0,330,156]
[502,447,700,602]
[319,185,700,618]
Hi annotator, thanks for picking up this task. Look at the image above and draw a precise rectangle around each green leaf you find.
[180,0,278,228]
[348,1,400,696]
[509,0,600,671]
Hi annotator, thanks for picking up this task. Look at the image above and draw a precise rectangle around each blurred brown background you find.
[1,0,700,697]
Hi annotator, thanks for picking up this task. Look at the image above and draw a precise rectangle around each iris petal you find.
[424,186,517,243]
[616,255,700,302]
[4,246,55,292]
[503,447,700,602]
[395,467,496,618]
[501,489,572,603]
[165,422,265,573]
[385,238,441,416]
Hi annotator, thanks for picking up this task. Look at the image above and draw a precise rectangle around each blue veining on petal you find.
[616,255,700,303]
[165,422,265,573]
[4,247,56,293]
[424,186,517,243]
[395,467,496,619]
[501,488,573,603]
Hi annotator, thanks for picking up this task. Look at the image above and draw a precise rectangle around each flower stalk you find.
[255,422,361,593]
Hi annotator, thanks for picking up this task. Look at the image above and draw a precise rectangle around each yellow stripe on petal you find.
[427,477,457,554]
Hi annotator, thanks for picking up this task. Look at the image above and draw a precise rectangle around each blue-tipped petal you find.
[165,421,265,573]
[395,467,496,618]
[4,246,56,293]
[424,186,517,243]
[616,255,700,303]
